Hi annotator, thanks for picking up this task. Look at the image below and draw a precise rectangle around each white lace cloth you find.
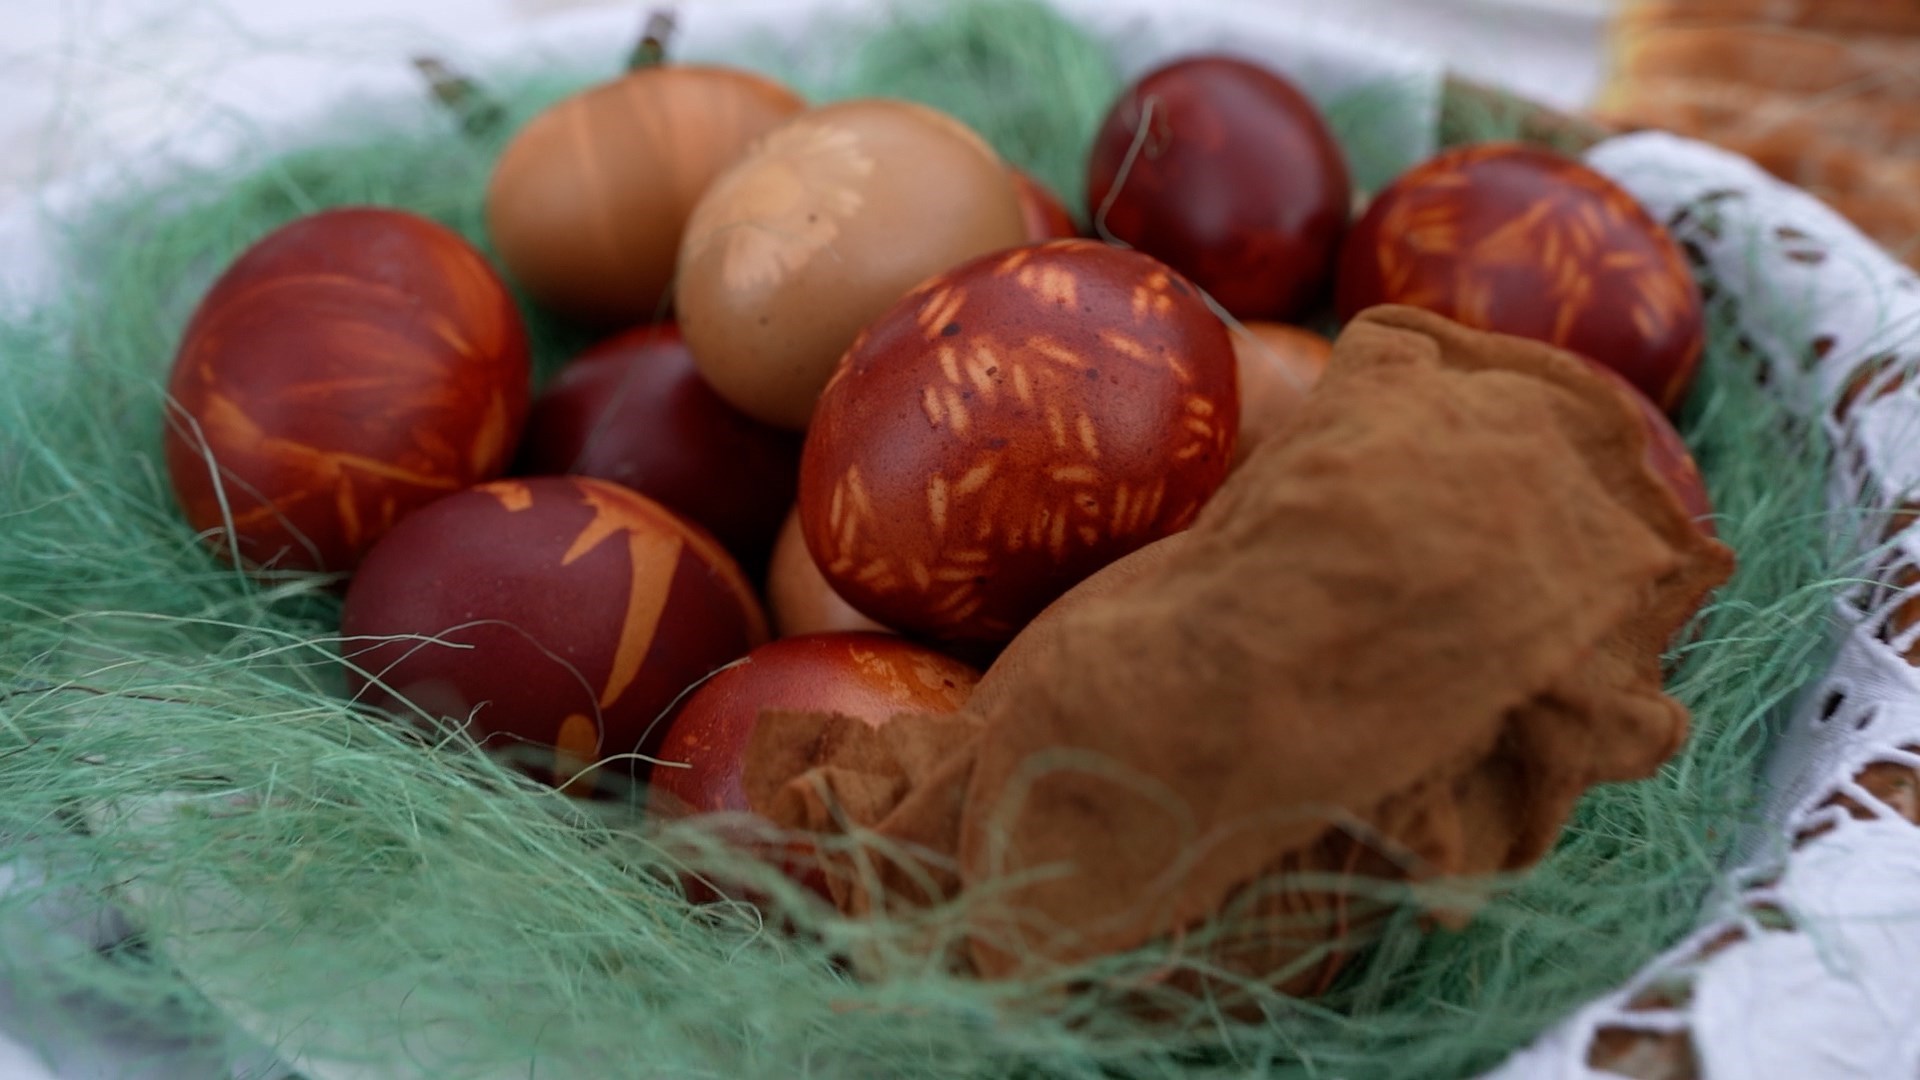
[1485,133,1920,1079]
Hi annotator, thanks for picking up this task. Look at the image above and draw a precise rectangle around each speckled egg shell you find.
[648,632,978,816]
[1086,55,1352,321]
[339,476,768,792]
[164,207,530,574]
[676,99,1029,430]
[1336,142,1704,413]
[515,323,801,572]
[798,239,1238,644]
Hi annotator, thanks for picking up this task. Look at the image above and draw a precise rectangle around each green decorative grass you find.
[0,2,1849,1076]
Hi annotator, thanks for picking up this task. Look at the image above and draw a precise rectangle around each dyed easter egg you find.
[1580,356,1715,537]
[1336,142,1704,412]
[765,508,890,637]
[798,239,1238,644]
[339,476,768,792]
[1230,321,1331,466]
[1012,169,1078,242]
[677,99,1029,430]
[485,65,805,324]
[164,207,530,574]
[649,632,979,817]
[515,323,801,572]
[1086,55,1351,321]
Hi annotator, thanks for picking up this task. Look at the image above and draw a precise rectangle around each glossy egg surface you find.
[164,207,530,574]
[339,475,767,791]
[798,239,1238,643]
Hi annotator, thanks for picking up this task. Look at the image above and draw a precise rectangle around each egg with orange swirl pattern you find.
[164,207,531,574]
[339,475,768,793]
[1335,143,1704,413]
[798,239,1238,645]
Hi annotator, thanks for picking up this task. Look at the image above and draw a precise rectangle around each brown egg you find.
[1336,142,1704,413]
[514,323,801,573]
[163,207,530,575]
[1230,321,1331,466]
[798,239,1239,644]
[765,508,891,637]
[649,632,978,817]
[485,65,805,325]
[339,476,768,794]
[676,99,1029,430]
[1012,168,1078,242]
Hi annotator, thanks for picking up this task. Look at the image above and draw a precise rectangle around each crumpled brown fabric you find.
[743,304,1737,994]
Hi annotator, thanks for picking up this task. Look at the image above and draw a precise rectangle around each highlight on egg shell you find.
[675,98,1030,431]
[648,632,979,818]
[485,64,805,325]
[1335,142,1704,413]
[515,323,802,574]
[798,239,1238,644]
[1086,54,1352,321]
[163,207,531,575]
[338,475,768,795]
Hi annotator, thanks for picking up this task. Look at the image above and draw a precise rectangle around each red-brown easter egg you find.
[515,323,801,572]
[649,632,979,817]
[1336,142,1704,413]
[798,239,1238,644]
[339,476,768,792]
[1013,169,1078,242]
[1230,321,1331,466]
[164,207,530,574]
[1086,55,1352,321]
[1579,355,1715,537]
[765,508,891,637]
[485,65,805,325]
[677,99,1029,430]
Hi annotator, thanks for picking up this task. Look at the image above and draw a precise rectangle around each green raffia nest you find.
[0,2,1849,1076]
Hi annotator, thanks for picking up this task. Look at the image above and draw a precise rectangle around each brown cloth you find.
[743,305,1736,994]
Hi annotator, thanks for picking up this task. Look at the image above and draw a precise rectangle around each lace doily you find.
[1486,131,1920,1080]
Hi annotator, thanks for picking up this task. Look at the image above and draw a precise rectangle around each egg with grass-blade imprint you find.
[164,207,530,575]
[798,239,1238,644]
[485,64,805,325]
[1086,55,1352,321]
[339,475,768,794]
[676,99,1029,430]
[1336,142,1704,413]
[649,632,979,818]
[515,323,801,573]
